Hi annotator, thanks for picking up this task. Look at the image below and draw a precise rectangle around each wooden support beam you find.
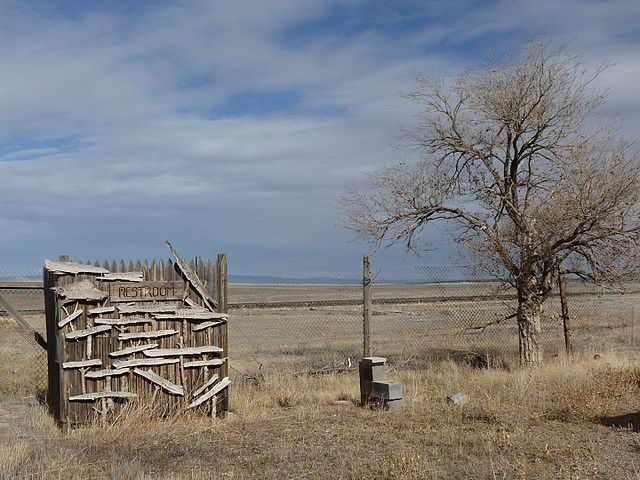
[95,317,153,326]
[192,321,224,332]
[118,329,178,341]
[184,358,227,369]
[69,391,137,401]
[87,306,116,316]
[191,374,219,398]
[187,377,230,408]
[85,368,129,379]
[112,358,179,369]
[44,259,109,275]
[65,325,112,340]
[165,241,217,311]
[98,272,144,282]
[109,343,159,358]
[133,368,184,396]
[142,346,223,357]
[63,359,103,369]
[58,309,83,328]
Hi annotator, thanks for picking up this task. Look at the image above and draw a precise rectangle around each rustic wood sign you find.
[108,281,185,303]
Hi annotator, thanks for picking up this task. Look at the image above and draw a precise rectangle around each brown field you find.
[1,283,639,479]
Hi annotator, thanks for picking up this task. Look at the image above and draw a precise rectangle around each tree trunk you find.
[517,295,542,365]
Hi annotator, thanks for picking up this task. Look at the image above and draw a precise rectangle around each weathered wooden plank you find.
[118,329,178,341]
[58,309,83,328]
[110,281,185,303]
[94,317,153,326]
[69,391,137,401]
[184,358,227,369]
[184,297,206,310]
[54,280,108,302]
[133,368,184,396]
[109,343,158,358]
[44,259,109,275]
[192,320,224,332]
[98,272,144,282]
[191,374,219,398]
[187,377,230,408]
[154,310,228,321]
[112,357,180,369]
[87,306,116,316]
[85,368,129,379]
[143,346,223,357]
[65,325,112,340]
[62,359,103,369]
[118,304,177,314]
[165,241,217,311]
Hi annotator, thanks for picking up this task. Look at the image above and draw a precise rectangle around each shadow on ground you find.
[600,413,640,432]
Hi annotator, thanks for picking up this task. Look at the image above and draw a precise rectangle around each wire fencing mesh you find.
[0,267,47,393]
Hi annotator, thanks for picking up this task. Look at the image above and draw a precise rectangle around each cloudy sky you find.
[1,0,639,275]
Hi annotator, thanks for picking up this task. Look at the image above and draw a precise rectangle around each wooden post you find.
[363,255,372,357]
[215,254,228,417]
[557,265,573,357]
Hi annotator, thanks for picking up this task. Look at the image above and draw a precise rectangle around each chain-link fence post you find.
[363,255,372,357]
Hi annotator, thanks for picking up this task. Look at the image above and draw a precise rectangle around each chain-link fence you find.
[0,267,47,393]
[1,264,638,385]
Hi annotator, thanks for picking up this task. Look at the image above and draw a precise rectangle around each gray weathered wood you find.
[112,357,180,369]
[191,374,219,398]
[109,281,185,303]
[87,306,116,316]
[154,310,227,321]
[184,358,227,368]
[184,297,206,310]
[133,368,184,396]
[143,346,223,357]
[165,241,217,311]
[85,368,129,379]
[109,344,159,357]
[192,320,224,332]
[94,317,153,326]
[65,325,112,340]
[69,391,137,401]
[44,259,109,275]
[118,329,178,341]
[54,279,108,303]
[58,309,83,328]
[62,359,103,369]
[187,377,230,408]
[98,272,144,282]
[118,304,177,314]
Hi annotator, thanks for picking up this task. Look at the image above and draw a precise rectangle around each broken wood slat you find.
[112,358,180,369]
[154,310,228,321]
[95,317,152,326]
[187,377,231,408]
[109,343,159,358]
[54,280,108,303]
[98,272,144,282]
[69,391,137,401]
[62,359,103,369]
[133,368,184,396]
[192,321,224,332]
[183,358,227,369]
[165,241,217,311]
[191,374,219,398]
[65,325,112,340]
[184,297,207,310]
[142,346,223,357]
[44,259,109,275]
[118,304,177,314]
[87,306,116,315]
[85,368,129,379]
[118,329,178,341]
[58,309,83,328]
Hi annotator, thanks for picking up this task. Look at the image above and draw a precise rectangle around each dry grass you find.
[0,350,639,479]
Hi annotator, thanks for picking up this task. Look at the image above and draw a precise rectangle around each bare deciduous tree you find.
[343,42,640,365]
